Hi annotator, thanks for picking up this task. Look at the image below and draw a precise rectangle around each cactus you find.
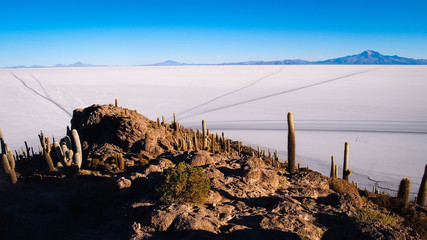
[258,146,261,158]
[24,141,31,160]
[60,144,73,166]
[2,154,17,183]
[38,131,56,172]
[211,134,215,153]
[221,132,225,151]
[343,142,351,181]
[115,98,118,107]
[227,139,231,153]
[173,113,177,130]
[71,129,82,168]
[334,164,338,179]
[416,164,427,206]
[54,141,65,166]
[2,153,10,175]
[330,156,335,178]
[162,116,166,126]
[157,117,161,128]
[238,142,241,156]
[7,150,15,170]
[6,152,17,184]
[397,177,411,207]
[287,112,296,174]
[202,120,207,150]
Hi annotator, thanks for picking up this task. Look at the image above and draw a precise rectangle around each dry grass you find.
[328,178,359,195]
[356,208,399,227]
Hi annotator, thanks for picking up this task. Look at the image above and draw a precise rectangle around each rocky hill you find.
[0,104,425,240]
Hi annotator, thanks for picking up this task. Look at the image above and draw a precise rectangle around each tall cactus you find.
[398,177,411,207]
[6,152,17,184]
[343,142,351,181]
[2,153,10,175]
[202,120,207,150]
[211,134,215,153]
[330,156,335,178]
[416,164,427,206]
[71,129,82,168]
[287,112,296,174]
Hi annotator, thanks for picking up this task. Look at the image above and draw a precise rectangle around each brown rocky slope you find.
[0,104,424,240]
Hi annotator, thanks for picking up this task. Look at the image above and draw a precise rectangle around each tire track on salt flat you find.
[11,71,72,117]
[179,67,381,120]
[31,74,50,98]
[176,67,284,118]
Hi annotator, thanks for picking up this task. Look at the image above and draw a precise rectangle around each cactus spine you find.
[287,112,296,174]
[330,156,336,178]
[343,142,351,181]
[398,177,411,207]
[71,129,82,168]
[416,164,427,206]
[202,120,207,150]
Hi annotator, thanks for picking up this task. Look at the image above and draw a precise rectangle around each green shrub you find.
[356,208,399,227]
[156,161,210,205]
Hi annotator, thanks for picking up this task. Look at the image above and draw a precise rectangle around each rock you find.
[244,168,279,190]
[189,151,215,167]
[319,192,362,216]
[148,204,221,233]
[207,190,223,204]
[117,177,131,189]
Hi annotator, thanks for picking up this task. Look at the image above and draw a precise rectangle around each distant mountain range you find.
[4,62,108,69]
[4,50,427,68]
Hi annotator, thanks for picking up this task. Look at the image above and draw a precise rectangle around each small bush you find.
[356,208,399,227]
[156,161,210,205]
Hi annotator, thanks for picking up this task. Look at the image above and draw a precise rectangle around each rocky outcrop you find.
[1,104,423,240]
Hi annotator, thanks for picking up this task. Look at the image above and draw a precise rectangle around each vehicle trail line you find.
[180,67,381,120]
[31,74,50,98]
[176,67,284,117]
[11,71,72,117]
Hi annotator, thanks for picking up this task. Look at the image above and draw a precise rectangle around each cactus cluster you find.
[38,131,56,172]
[47,128,83,170]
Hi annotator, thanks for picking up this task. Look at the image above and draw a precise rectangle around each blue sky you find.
[1,0,426,66]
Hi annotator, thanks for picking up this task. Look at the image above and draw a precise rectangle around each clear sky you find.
[1,0,426,67]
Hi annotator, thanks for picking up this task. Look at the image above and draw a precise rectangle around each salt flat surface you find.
[1,65,426,196]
